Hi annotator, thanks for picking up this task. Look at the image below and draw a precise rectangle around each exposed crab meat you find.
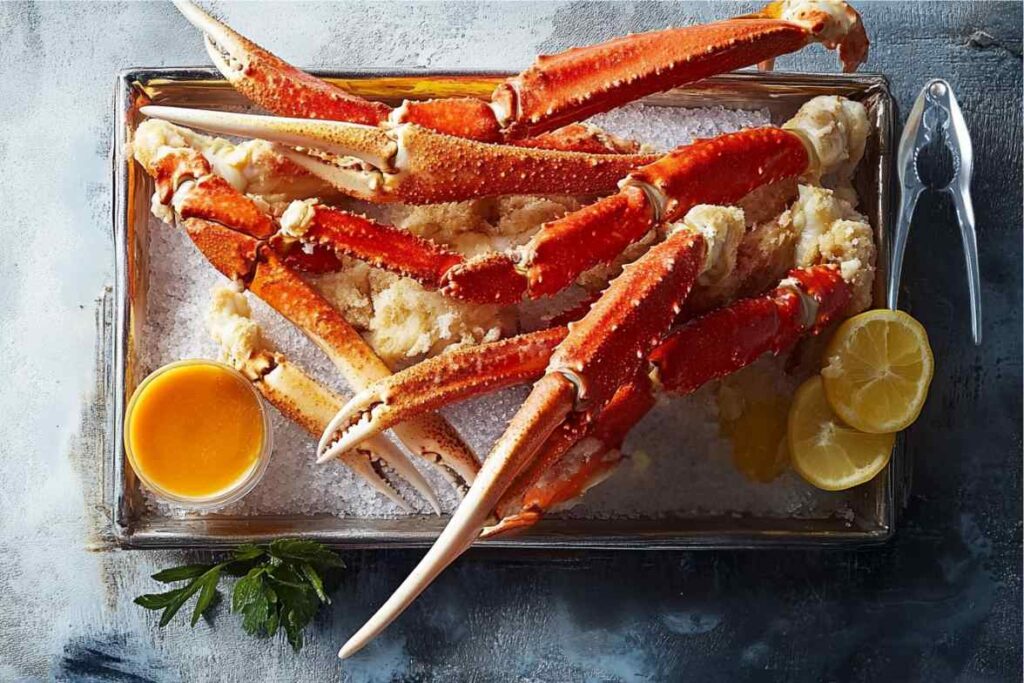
[206,286,439,512]
[131,117,335,204]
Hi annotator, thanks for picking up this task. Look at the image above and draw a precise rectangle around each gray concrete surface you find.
[0,1,1020,681]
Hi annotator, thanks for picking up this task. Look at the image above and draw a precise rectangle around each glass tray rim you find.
[108,67,904,550]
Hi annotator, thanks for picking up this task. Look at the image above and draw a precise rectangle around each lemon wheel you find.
[788,377,896,491]
[821,310,934,434]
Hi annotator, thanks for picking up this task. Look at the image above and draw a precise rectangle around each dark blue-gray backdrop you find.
[0,2,1018,681]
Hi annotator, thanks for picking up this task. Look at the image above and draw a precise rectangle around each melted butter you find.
[716,364,791,483]
[127,362,264,499]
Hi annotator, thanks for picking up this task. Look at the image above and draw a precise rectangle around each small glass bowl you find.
[123,359,273,511]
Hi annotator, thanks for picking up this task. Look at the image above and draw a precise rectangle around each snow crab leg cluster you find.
[132,123,481,507]
[136,0,876,656]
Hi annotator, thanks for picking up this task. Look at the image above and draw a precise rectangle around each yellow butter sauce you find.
[125,360,269,503]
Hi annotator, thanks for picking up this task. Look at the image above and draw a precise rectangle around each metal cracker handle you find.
[891,79,981,345]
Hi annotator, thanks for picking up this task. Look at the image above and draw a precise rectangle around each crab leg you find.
[338,206,723,658]
[488,0,868,139]
[207,287,438,512]
[140,106,654,205]
[482,374,656,538]
[483,264,853,536]
[286,96,865,305]
[239,125,805,307]
[132,134,480,496]
[318,327,568,463]
[173,0,638,154]
[175,0,866,144]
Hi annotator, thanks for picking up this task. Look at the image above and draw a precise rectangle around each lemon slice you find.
[821,310,934,434]
[788,377,895,491]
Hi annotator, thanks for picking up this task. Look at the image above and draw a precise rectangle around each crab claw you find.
[339,215,712,659]
[336,443,435,515]
[205,285,441,513]
[139,106,653,204]
[141,105,396,170]
[264,357,442,514]
[754,0,869,73]
[483,374,656,538]
[172,0,391,125]
[318,328,567,463]
[266,359,442,514]
[338,372,576,659]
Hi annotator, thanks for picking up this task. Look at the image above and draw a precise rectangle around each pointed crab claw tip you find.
[317,390,387,463]
[173,0,243,53]
[349,440,442,515]
[139,106,395,172]
[172,0,214,30]
[174,1,259,81]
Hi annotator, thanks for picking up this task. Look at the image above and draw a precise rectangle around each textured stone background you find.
[0,1,1020,681]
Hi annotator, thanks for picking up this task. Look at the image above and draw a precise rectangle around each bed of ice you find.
[138,102,855,523]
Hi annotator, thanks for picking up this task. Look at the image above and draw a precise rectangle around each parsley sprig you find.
[134,539,344,651]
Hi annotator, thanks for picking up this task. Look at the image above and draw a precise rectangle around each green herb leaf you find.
[134,588,188,611]
[190,568,222,627]
[158,579,205,627]
[151,564,212,583]
[232,566,267,612]
[136,538,344,653]
[266,563,310,590]
[232,544,265,562]
[273,581,319,652]
[234,567,273,637]
[300,563,329,604]
[269,539,345,569]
